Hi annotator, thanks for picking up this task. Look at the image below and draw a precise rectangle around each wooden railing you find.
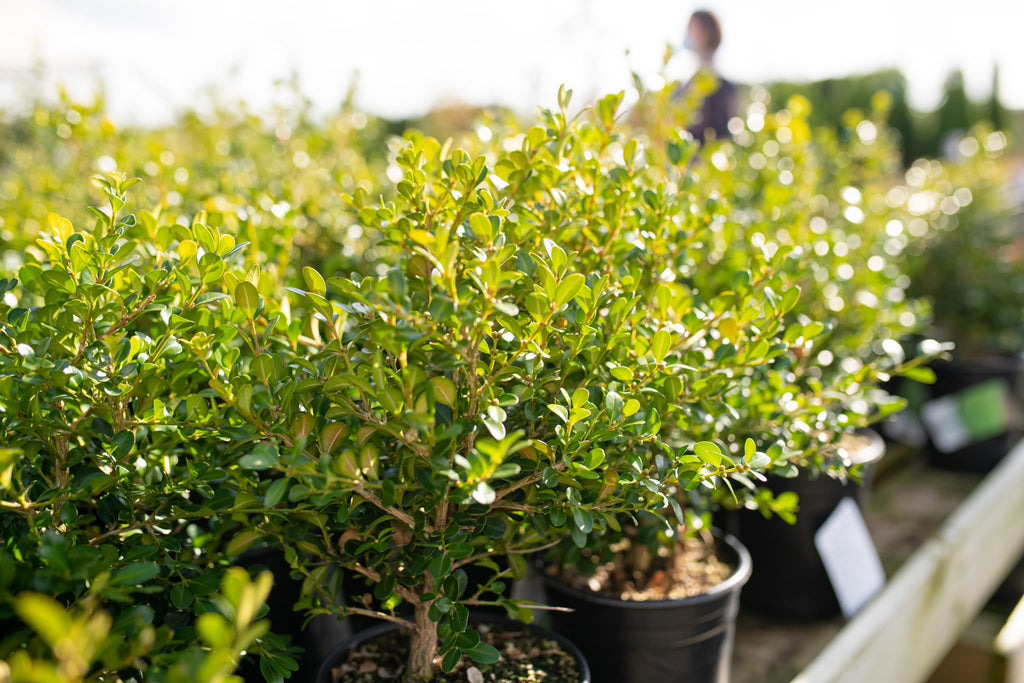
[793,440,1024,683]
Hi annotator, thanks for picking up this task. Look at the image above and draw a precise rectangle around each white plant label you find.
[814,497,886,618]
[919,378,1012,453]
[920,394,971,453]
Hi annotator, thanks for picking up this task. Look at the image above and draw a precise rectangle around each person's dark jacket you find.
[688,77,737,143]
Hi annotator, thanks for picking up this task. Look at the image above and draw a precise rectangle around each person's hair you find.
[690,10,722,53]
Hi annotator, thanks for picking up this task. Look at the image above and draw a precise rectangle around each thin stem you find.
[71,291,161,365]
[354,483,434,534]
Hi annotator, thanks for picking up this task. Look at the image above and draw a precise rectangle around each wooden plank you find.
[792,440,1024,683]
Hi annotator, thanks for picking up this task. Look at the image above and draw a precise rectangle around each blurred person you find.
[680,9,737,143]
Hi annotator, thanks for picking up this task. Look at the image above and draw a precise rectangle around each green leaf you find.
[170,584,194,610]
[235,281,260,314]
[610,366,633,382]
[667,141,683,164]
[240,444,280,470]
[226,530,262,557]
[554,273,586,308]
[466,642,500,664]
[693,441,723,467]
[193,222,216,253]
[302,267,326,296]
[748,453,771,469]
[548,404,569,423]
[251,353,275,383]
[448,542,474,560]
[650,329,672,362]
[378,388,404,414]
[471,482,496,505]
[605,391,624,420]
[111,561,161,586]
[774,462,799,478]
[430,556,453,581]
[441,648,462,673]
[195,291,230,306]
[566,486,581,506]
[198,252,225,284]
[111,431,134,459]
[572,508,594,534]
[481,415,505,440]
[469,213,494,242]
[525,293,548,321]
[571,388,589,409]
[264,478,289,507]
[622,399,640,418]
[197,612,234,649]
[802,321,826,339]
[901,366,937,384]
[373,574,396,603]
[781,286,801,313]
[14,594,72,647]
[744,438,756,461]
[430,376,457,407]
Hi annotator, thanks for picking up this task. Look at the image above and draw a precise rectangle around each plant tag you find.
[814,497,885,618]
[959,378,1012,440]
[920,394,971,453]
[919,379,1012,453]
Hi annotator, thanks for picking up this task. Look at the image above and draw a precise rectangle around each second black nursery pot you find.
[540,533,751,683]
[923,355,1024,472]
[721,429,885,620]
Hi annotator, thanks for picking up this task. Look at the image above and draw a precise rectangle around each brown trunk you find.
[404,598,438,682]
[53,435,70,527]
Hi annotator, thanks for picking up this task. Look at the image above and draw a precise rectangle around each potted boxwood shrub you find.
[0,174,296,680]
[683,92,942,619]
[474,89,801,682]
[180,87,783,683]
[900,127,1023,471]
[605,84,939,627]
[427,86,855,681]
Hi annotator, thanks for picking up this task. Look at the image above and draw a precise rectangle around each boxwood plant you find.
[0,88,390,293]
[0,81,968,682]
[660,90,941,493]
[0,174,295,680]
[901,125,1020,357]
[171,87,831,682]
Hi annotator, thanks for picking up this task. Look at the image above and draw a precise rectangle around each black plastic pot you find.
[236,546,349,682]
[720,429,885,620]
[539,533,751,683]
[316,616,592,683]
[923,355,1024,472]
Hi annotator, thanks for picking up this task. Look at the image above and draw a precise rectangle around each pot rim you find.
[316,614,592,683]
[849,426,886,466]
[538,531,752,611]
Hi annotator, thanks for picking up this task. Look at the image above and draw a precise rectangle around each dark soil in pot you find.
[539,533,751,683]
[922,355,1024,472]
[316,616,591,683]
[719,429,885,620]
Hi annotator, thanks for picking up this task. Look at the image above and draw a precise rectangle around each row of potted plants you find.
[1,79,1013,681]
[898,129,1023,471]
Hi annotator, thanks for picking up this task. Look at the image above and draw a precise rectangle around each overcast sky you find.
[1,0,1022,123]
